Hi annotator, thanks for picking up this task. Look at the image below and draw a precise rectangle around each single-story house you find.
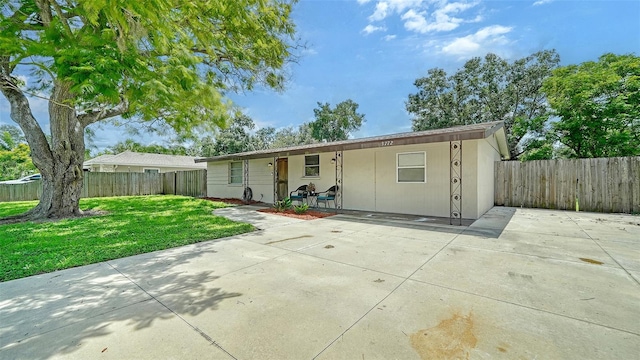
[196,121,510,221]
[84,150,206,173]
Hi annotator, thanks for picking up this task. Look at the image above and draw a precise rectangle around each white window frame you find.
[143,168,160,174]
[304,154,320,178]
[396,151,426,183]
[229,161,243,185]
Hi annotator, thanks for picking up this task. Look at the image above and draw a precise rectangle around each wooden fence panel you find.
[0,169,206,202]
[168,169,207,197]
[495,157,640,214]
[0,181,42,202]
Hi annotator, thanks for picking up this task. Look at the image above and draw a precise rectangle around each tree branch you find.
[0,74,53,169]
[78,100,129,126]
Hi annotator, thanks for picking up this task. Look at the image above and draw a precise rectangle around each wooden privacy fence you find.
[0,169,207,202]
[495,157,640,214]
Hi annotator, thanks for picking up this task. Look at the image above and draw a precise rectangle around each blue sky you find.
[1,0,639,152]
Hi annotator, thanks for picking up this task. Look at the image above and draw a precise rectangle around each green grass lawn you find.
[0,195,254,282]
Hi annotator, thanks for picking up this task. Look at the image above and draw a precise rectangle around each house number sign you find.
[381,140,394,146]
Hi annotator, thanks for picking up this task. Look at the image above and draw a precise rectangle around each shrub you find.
[294,203,309,214]
[273,197,292,212]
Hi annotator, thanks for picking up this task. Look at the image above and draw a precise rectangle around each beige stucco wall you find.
[207,161,241,198]
[476,135,503,216]
[339,142,480,218]
[207,158,274,201]
[287,152,337,197]
[204,137,502,218]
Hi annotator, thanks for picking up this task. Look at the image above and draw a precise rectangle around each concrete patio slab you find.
[1,206,639,359]
[300,231,452,277]
[411,246,640,334]
[108,237,290,296]
[154,252,403,359]
[316,279,639,360]
[0,263,150,348]
[1,300,234,360]
[452,231,617,268]
[595,239,640,272]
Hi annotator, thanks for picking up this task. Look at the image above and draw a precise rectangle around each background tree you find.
[309,99,365,142]
[406,50,560,159]
[543,53,640,158]
[0,124,35,180]
[208,114,258,156]
[0,0,297,220]
[98,139,188,156]
[0,124,25,151]
[271,123,315,148]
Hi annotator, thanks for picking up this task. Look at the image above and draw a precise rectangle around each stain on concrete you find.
[410,312,477,360]
[579,258,604,265]
[264,235,312,245]
[508,271,533,281]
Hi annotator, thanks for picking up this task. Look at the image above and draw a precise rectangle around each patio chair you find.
[316,185,338,208]
[289,185,308,204]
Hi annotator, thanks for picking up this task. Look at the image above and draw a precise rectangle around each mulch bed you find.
[257,208,336,220]
[201,197,335,220]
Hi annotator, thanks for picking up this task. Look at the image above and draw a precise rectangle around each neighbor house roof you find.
[85,151,206,169]
[196,121,510,162]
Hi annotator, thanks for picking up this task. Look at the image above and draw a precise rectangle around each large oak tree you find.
[406,50,560,159]
[0,0,297,220]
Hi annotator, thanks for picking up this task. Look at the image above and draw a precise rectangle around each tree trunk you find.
[33,82,86,219]
[0,79,86,221]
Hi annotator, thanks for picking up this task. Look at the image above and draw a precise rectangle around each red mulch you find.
[257,208,336,220]
[201,197,263,205]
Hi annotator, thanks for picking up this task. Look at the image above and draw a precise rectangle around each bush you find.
[294,203,309,214]
[273,197,292,212]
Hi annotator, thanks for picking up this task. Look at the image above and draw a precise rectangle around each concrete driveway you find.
[1,206,639,359]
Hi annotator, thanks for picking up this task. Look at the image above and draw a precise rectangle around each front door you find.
[276,158,288,200]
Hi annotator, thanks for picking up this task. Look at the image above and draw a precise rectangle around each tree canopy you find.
[543,53,640,158]
[309,99,365,142]
[0,0,298,220]
[406,50,560,159]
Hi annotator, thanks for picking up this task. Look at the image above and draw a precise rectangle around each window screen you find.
[229,161,243,184]
[397,152,426,183]
[305,155,320,177]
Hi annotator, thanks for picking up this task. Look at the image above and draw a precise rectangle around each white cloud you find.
[401,9,429,33]
[441,25,513,56]
[383,34,397,41]
[357,0,373,4]
[368,0,424,22]
[533,0,554,5]
[364,1,481,34]
[362,24,387,35]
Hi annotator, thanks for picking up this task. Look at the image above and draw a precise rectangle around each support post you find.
[243,159,249,199]
[334,151,343,210]
[450,141,462,225]
[273,157,278,203]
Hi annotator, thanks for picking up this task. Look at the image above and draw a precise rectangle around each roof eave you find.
[196,122,506,163]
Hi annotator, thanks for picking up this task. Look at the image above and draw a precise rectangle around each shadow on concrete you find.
[461,206,516,238]
[0,245,241,359]
[326,210,472,235]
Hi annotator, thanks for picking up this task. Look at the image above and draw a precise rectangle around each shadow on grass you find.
[0,244,242,358]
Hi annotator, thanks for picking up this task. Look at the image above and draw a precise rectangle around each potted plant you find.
[308,182,316,195]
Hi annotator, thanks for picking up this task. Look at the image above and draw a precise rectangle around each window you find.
[229,161,243,184]
[397,152,426,183]
[144,168,160,174]
[304,155,320,177]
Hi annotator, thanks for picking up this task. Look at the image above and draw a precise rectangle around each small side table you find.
[307,192,318,207]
